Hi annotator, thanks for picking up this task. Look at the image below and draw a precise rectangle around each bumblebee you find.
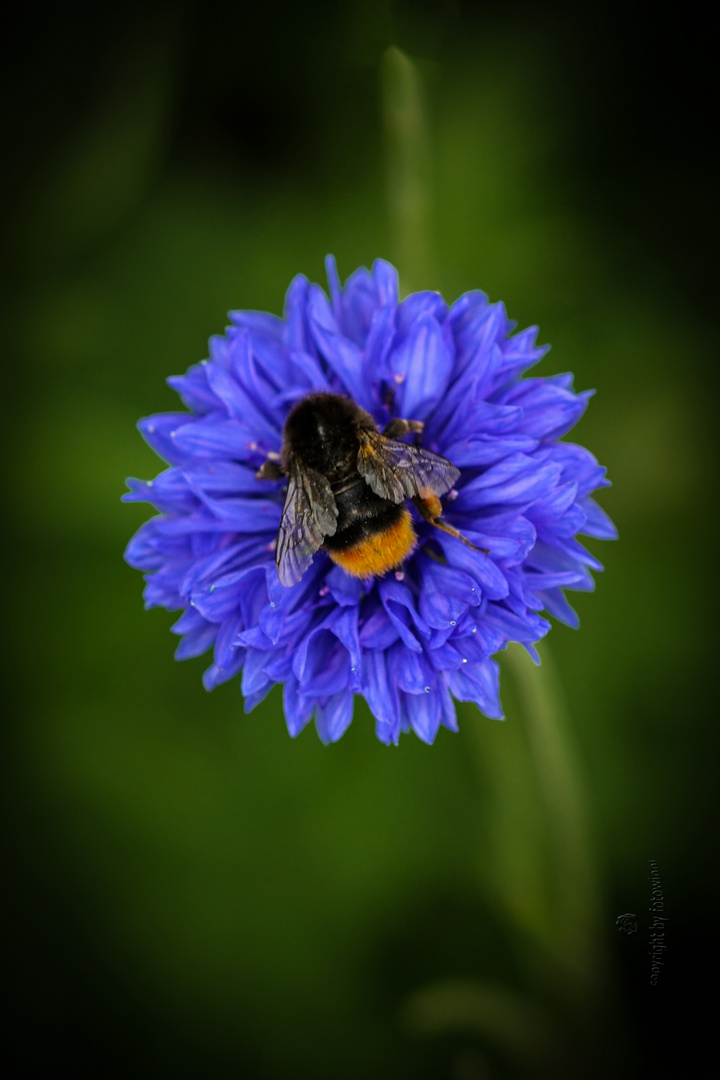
[256,392,478,587]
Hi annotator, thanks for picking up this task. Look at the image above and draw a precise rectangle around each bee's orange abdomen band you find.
[328,510,417,579]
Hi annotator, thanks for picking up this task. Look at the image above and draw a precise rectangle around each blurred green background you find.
[3,1,717,1077]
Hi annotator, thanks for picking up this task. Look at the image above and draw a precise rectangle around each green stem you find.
[381,47,433,293]
[503,641,605,996]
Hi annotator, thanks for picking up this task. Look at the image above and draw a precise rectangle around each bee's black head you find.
[283,393,374,475]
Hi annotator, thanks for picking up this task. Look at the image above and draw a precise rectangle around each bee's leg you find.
[382,418,424,439]
[256,456,285,481]
[412,494,489,553]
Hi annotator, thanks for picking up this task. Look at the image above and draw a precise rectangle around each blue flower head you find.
[124,257,616,745]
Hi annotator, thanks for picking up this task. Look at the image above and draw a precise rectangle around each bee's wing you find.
[357,428,460,503]
[276,458,338,587]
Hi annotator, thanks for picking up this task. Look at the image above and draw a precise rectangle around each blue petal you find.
[315,691,354,744]
[500,378,593,439]
[208,334,231,368]
[138,413,194,466]
[545,534,604,572]
[452,302,511,387]
[375,720,400,746]
[358,597,400,650]
[236,625,274,649]
[434,536,510,602]
[481,602,550,647]
[174,618,218,660]
[183,462,265,497]
[371,258,399,307]
[403,687,442,744]
[283,274,312,353]
[578,496,618,539]
[446,658,503,719]
[459,455,563,509]
[497,325,548,379]
[227,330,289,432]
[361,650,400,743]
[325,565,365,606]
[242,647,275,697]
[247,329,311,397]
[446,512,536,565]
[228,310,284,342]
[438,680,459,732]
[545,442,610,494]
[143,568,187,611]
[388,640,436,693]
[364,303,396,386]
[192,563,268,623]
[538,587,580,628]
[325,254,342,322]
[258,558,327,642]
[213,612,246,669]
[339,266,376,346]
[326,606,362,688]
[171,607,208,635]
[441,432,539,467]
[523,569,589,592]
[203,632,246,689]
[188,490,282,533]
[203,660,242,691]
[124,518,186,571]
[453,619,506,663]
[426,639,465,671]
[293,627,351,696]
[190,574,244,623]
[243,684,274,713]
[167,364,222,414]
[394,292,447,345]
[262,649,293,682]
[526,481,579,525]
[307,284,372,408]
[123,470,198,514]
[536,504,587,542]
[418,588,471,631]
[417,558,479,629]
[205,362,281,447]
[390,313,454,417]
[447,291,491,360]
[171,417,261,460]
[423,370,478,446]
[283,674,315,737]
[379,579,430,652]
[278,350,333,397]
